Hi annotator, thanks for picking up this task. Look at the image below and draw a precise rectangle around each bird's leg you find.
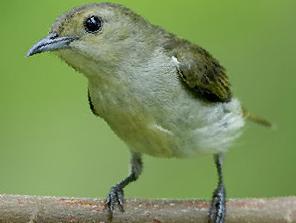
[105,152,142,217]
[208,153,226,223]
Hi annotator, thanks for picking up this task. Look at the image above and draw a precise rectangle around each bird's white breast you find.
[87,49,245,158]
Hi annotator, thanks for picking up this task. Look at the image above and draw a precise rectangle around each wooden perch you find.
[0,195,295,223]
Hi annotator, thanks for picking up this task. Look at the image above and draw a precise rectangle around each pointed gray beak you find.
[27,33,78,57]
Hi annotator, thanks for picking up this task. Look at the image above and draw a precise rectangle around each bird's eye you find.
[84,16,103,33]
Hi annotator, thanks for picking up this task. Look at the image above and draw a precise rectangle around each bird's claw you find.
[105,185,125,220]
[208,184,226,223]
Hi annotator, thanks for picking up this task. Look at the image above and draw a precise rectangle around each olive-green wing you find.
[169,39,232,103]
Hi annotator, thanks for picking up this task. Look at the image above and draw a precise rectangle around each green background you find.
[0,0,295,200]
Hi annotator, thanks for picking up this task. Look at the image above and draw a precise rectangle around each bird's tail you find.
[242,107,273,128]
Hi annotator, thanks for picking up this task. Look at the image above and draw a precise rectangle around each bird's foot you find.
[105,185,125,221]
[208,184,226,223]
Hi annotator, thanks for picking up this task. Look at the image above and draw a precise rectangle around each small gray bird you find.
[27,3,270,223]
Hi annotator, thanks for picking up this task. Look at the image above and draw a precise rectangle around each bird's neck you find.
[59,39,165,83]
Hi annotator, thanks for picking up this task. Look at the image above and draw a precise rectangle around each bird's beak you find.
[27,33,78,57]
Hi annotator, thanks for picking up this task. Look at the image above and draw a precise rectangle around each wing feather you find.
[165,37,232,102]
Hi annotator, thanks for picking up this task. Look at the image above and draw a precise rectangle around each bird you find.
[27,3,270,223]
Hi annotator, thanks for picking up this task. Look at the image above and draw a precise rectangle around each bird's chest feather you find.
[88,78,177,157]
[87,51,187,157]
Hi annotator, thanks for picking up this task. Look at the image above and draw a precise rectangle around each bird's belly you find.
[89,85,187,157]
[97,103,179,157]
[88,76,244,158]
[115,120,178,157]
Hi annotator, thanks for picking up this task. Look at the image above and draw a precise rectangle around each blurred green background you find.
[0,0,295,200]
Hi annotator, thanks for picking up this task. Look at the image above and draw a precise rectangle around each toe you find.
[105,186,125,213]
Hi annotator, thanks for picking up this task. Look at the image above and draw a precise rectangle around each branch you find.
[0,195,295,223]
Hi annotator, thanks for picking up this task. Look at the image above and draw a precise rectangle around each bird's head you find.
[27,3,158,77]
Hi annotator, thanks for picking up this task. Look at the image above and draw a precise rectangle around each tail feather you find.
[242,107,272,128]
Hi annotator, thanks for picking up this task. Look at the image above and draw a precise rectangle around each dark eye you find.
[84,16,103,33]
